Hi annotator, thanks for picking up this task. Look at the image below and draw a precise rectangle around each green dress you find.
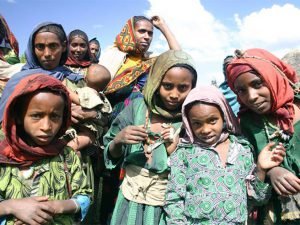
[103,98,181,225]
[0,147,92,225]
[240,111,300,224]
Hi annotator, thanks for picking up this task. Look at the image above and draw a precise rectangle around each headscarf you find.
[181,86,240,146]
[226,48,297,134]
[143,50,197,119]
[104,17,155,95]
[0,14,19,64]
[65,29,92,68]
[0,22,83,122]
[0,74,71,167]
[89,37,101,62]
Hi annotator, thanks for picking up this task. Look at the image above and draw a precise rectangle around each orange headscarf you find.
[226,48,298,134]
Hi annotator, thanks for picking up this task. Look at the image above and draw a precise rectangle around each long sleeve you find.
[164,146,188,224]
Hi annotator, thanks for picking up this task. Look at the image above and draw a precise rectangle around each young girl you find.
[164,86,286,225]
[226,48,300,224]
[0,74,92,225]
[103,50,197,225]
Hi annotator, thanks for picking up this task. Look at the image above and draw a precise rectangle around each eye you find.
[162,83,173,90]
[209,118,218,124]
[35,44,45,51]
[235,88,246,95]
[178,85,189,92]
[253,80,263,89]
[48,43,59,50]
[80,43,87,48]
[30,113,42,120]
[50,113,62,121]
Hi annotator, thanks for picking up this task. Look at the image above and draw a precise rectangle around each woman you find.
[89,37,101,63]
[226,48,300,225]
[65,29,93,76]
[100,15,181,122]
[0,22,83,122]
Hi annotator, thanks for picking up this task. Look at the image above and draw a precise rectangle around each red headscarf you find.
[0,74,71,167]
[0,14,19,61]
[226,48,298,134]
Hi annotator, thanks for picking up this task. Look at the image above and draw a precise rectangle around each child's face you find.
[158,67,193,111]
[234,72,272,114]
[188,103,224,145]
[22,92,64,146]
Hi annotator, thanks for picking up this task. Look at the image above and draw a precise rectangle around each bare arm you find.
[0,197,54,224]
[151,15,181,50]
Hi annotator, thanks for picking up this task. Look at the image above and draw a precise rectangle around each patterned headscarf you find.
[0,74,71,167]
[104,17,155,94]
[0,14,19,62]
[226,48,298,134]
[65,29,92,68]
[143,50,197,119]
[182,86,240,146]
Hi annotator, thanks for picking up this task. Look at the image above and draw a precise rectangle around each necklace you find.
[263,117,290,142]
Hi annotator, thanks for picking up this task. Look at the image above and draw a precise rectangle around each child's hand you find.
[114,125,148,145]
[161,123,176,143]
[257,142,286,171]
[10,196,54,225]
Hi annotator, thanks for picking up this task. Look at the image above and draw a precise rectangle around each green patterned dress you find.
[0,147,92,225]
[164,135,271,225]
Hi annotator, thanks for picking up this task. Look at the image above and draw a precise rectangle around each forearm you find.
[0,200,13,216]
[256,165,267,182]
[158,23,181,50]
[109,140,124,158]
[48,200,77,214]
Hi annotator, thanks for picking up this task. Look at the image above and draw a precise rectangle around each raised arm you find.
[151,15,181,50]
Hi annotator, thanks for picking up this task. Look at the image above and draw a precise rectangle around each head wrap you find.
[104,16,155,95]
[181,86,240,146]
[65,29,92,68]
[0,73,71,167]
[0,22,83,122]
[226,48,298,134]
[0,14,19,64]
[89,37,101,61]
[143,50,197,119]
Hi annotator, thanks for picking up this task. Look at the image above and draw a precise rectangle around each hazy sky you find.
[2,0,300,84]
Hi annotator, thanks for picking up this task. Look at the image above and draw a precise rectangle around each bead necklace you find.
[263,117,290,142]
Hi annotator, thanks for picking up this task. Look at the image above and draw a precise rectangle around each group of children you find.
[0,17,299,225]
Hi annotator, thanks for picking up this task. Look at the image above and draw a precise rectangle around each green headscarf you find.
[143,50,196,119]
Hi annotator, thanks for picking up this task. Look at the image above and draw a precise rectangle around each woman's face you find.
[234,72,272,114]
[158,67,193,111]
[69,37,88,61]
[89,42,100,56]
[34,32,66,70]
[134,20,153,54]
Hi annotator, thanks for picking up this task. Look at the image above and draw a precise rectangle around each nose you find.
[200,124,211,135]
[44,47,51,58]
[75,46,81,52]
[40,117,52,132]
[170,89,179,100]
[144,32,150,40]
[248,87,259,103]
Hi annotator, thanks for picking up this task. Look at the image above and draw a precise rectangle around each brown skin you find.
[109,66,194,159]
[0,93,79,224]
[34,32,66,70]
[234,72,300,195]
[69,37,88,61]
[187,103,286,181]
